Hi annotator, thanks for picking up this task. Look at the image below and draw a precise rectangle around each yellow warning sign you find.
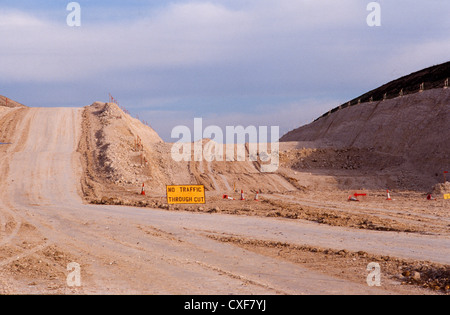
[166,185,206,204]
[444,194,450,200]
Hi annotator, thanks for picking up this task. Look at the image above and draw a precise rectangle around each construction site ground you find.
[0,102,449,295]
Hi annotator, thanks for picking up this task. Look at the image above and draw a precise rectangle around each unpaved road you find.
[0,107,449,294]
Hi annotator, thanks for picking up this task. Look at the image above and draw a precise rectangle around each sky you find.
[1,0,449,141]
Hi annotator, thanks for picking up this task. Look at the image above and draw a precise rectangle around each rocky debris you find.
[96,102,124,122]
[90,196,170,209]
[208,207,220,213]
[399,265,450,293]
[432,181,450,195]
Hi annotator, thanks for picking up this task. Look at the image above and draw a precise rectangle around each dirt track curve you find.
[0,106,449,294]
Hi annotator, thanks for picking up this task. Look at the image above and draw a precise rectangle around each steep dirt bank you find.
[281,88,450,190]
[77,101,191,201]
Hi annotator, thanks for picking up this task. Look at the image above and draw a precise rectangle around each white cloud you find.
[0,2,252,81]
[0,9,46,27]
[1,1,448,85]
[0,1,366,82]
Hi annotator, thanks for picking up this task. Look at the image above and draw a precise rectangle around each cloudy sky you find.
[1,1,449,141]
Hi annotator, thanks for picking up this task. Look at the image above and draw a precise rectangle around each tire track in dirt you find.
[0,108,85,293]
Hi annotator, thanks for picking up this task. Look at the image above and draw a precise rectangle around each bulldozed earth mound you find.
[281,61,450,192]
[78,101,183,201]
[280,87,450,191]
[78,102,296,208]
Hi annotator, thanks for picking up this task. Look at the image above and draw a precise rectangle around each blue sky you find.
[1,1,449,141]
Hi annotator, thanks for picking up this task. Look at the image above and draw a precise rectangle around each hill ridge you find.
[311,61,449,123]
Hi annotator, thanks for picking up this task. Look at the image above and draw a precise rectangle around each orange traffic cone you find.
[240,190,245,200]
[141,183,146,196]
[386,190,392,201]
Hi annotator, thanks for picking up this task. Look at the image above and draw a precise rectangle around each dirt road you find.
[0,107,448,294]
